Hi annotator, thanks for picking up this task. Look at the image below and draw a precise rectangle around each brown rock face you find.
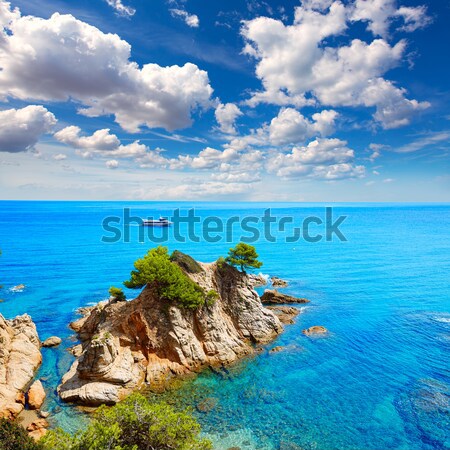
[27,380,46,410]
[59,261,284,406]
[41,336,62,347]
[261,289,310,305]
[0,314,42,419]
[266,306,300,324]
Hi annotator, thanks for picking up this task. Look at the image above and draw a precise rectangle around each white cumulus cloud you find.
[241,0,430,128]
[215,103,243,135]
[105,0,135,17]
[0,105,56,152]
[0,2,212,132]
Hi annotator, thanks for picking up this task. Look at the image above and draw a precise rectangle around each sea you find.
[0,201,449,450]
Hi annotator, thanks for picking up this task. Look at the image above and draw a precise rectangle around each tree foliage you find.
[41,394,212,450]
[108,286,126,302]
[0,419,43,450]
[225,243,263,273]
[123,246,205,309]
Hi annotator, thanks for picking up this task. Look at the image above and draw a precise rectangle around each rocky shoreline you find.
[1,253,321,440]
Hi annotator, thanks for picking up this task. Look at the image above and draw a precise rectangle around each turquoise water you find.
[0,201,449,450]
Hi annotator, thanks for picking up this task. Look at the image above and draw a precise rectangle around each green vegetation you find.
[41,393,212,450]
[108,286,126,302]
[225,243,263,273]
[0,419,43,450]
[205,290,219,307]
[124,246,205,309]
[170,250,203,274]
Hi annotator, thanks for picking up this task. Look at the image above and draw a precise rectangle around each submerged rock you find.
[42,336,62,347]
[302,326,328,336]
[261,289,310,305]
[0,314,42,419]
[10,284,26,292]
[59,259,284,406]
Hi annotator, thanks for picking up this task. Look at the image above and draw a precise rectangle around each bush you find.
[205,290,219,307]
[0,419,43,450]
[124,246,205,309]
[41,393,212,450]
[225,243,263,273]
[170,250,203,274]
[108,286,126,302]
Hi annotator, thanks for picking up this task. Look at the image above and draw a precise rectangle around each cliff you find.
[0,314,42,419]
[59,258,285,406]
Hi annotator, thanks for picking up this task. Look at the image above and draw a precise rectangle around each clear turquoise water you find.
[0,201,449,450]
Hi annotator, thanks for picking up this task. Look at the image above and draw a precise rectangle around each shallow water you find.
[0,202,449,449]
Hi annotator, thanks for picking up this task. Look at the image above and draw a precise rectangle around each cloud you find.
[394,132,450,153]
[53,153,67,160]
[215,103,243,135]
[54,126,120,150]
[0,105,56,152]
[269,108,338,145]
[106,159,119,169]
[267,138,365,180]
[368,143,387,161]
[351,0,431,38]
[104,0,135,17]
[169,8,199,27]
[241,1,430,128]
[0,2,212,132]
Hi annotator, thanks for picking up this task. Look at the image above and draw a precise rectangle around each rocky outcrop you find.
[42,336,62,347]
[248,273,268,287]
[270,276,288,287]
[266,306,300,324]
[59,259,284,406]
[27,380,46,410]
[302,326,328,336]
[261,289,310,305]
[0,314,42,419]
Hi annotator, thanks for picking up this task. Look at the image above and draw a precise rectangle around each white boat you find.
[142,216,172,227]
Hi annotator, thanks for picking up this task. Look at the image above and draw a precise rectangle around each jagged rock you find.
[27,380,46,410]
[0,314,42,419]
[39,410,50,418]
[266,306,300,324]
[248,273,268,287]
[261,290,310,305]
[270,346,284,353]
[302,326,328,336]
[270,276,288,287]
[42,336,62,347]
[59,259,284,406]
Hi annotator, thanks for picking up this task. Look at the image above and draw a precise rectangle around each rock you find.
[196,397,218,413]
[0,314,42,419]
[248,273,268,287]
[270,276,288,287]
[27,418,49,441]
[302,326,328,336]
[27,380,46,410]
[270,346,284,353]
[10,284,25,292]
[59,257,284,406]
[38,410,50,418]
[266,306,300,324]
[42,336,62,347]
[260,290,310,305]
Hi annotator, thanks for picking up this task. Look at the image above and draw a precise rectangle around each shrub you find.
[41,393,212,450]
[0,419,43,450]
[170,250,203,274]
[225,243,263,273]
[108,286,126,302]
[205,290,219,307]
[124,246,205,309]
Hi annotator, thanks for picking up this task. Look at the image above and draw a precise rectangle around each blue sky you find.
[0,0,448,201]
